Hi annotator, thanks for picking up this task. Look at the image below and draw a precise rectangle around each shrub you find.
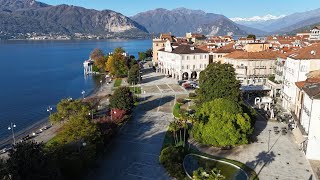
[189,93,197,98]
[159,146,186,179]
[176,98,185,104]
[173,103,181,118]
[113,78,122,87]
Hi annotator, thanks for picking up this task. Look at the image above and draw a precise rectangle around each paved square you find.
[192,120,315,180]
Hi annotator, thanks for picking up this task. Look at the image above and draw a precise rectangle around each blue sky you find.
[40,0,320,18]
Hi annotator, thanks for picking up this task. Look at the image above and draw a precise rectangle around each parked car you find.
[178,80,186,86]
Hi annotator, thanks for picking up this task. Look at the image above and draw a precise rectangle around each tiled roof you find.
[288,44,320,59]
[239,38,254,41]
[302,82,320,99]
[212,43,240,53]
[225,50,279,60]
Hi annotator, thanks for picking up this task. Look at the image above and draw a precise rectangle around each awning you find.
[293,127,307,144]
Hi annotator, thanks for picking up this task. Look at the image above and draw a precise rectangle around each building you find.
[309,26,320,41]
[237,37,255,45]
[282,44,320,111]
[158,41,209,80]
[224,51,279,85]
[186,33,206,43]
[243,43,270,52]
[293,74,320,160]
[152,33,176,65]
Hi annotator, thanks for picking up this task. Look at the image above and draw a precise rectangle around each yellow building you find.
[152,33,176,64]
[243,43,270,52]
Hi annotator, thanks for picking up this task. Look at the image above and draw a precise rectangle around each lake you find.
[0,39,151,142]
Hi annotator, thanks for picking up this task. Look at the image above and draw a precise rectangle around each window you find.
[182,56,184,60]
[181,65,184,70]
[186,65,189,69]
[193,65,195,69]
[187,56,189,60]
[204,55,207,59]
[200,64,202,68]
[200,55,202,59]
[193,55,195,59]
[204,64,207,68]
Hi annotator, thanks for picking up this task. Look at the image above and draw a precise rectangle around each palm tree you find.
[168,120,179,145]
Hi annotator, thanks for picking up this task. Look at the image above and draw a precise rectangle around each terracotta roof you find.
[296,78,320,89]
[225,51,279,60]
[302,82,320,99]
[288,43,320,59]
[312,26,320,30]
[239,38,254,41]
[307,70,320,79]
[211,43,240,53]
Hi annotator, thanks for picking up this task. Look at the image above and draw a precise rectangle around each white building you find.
[224,51,279,85]
[282,44,320,111]
[294,77,320,160]
[158,41,209,80]
[309,26,320,41]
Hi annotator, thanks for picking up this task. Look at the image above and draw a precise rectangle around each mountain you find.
[131,8,262,36]
[234,8,320,33]
[288,22,320,35]
[0,0,148,38]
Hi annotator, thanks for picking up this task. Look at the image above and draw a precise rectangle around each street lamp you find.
[8,122,16,144]
[88,109,94,120]
[47,106,53,115]
[100,80,103,91]
[111,109,116,121]
[81,90,86,99]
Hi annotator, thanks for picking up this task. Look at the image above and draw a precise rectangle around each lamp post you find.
[81,90,85,99]
[47,106,53,115]
[8,122,16,144]
[100,80,103,91]
[88,109,94,120]
[111,109,116,121]
[268,129,272,151]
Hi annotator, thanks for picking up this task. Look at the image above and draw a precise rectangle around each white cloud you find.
[230,14,286,22]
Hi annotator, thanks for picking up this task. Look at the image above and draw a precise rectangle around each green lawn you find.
[130,86,141,94]
[113,78,122,87]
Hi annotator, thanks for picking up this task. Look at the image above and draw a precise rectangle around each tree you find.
[159,146,186,179]
[105,48,128,77]
[247,34,256,40]
[90,48,104,61]
[127,64,140,84]
[94,56,108,72]
[59,114,101,145]
[109,86,133,112]
[6,141,59,180]
[50,99,90,124]
[146,48,152,58]
[196,62,241,105]
[0,158,8,180]
[191,99,253,147]
[138,52,146,61]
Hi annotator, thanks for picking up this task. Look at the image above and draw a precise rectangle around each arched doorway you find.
[182,72,189,80]
[191,71,197,79]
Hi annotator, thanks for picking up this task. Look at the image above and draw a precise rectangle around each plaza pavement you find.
[88,69,189,180]
[191,119,315,180]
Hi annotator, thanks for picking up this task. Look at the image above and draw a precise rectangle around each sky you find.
[40,0,320,18]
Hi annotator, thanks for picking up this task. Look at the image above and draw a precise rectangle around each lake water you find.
[0,39,151,142]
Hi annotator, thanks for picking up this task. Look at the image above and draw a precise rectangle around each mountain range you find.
[0,0,320,39]
[234,8,320,34]
[0,0,149,38]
